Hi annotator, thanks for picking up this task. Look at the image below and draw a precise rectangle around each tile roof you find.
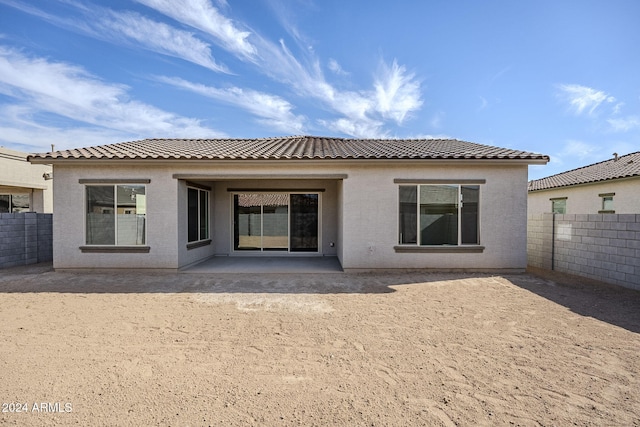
[28,135,549,162]
[528,151,640,191]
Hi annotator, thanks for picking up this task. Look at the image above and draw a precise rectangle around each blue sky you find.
[0,0,639,179]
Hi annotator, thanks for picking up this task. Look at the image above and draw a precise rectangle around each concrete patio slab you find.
[181,256,343,273]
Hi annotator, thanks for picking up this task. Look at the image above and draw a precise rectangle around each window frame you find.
[395,181,483,252]
[0,193,30,213]
[228,190,322,254]
[598,192,615,214]
[79,180,150,253]
[187,185,211,247]
[550,197,567,214]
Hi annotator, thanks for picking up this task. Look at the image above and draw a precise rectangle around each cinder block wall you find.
[0,212,53,268]
[526,213,553,270]
[528,213,640,290]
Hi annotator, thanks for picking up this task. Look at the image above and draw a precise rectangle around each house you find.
[1,147,53,213]
[28,136,548,272]
[528,152,640,215]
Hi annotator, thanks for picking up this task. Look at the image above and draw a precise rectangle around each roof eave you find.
[28,157,549,166]
[528,174,640,192]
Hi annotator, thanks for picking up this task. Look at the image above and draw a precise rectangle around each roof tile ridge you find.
[615,151,640,160]
[529,156,618,183]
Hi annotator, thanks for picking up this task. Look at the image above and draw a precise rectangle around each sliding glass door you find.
[290,194,318,252]
[233,192,319,253]
[262,194,289,251]
[234,194,262,250]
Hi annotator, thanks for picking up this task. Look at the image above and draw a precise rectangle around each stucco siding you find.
[52,164,180,270]
[51,161,530,271]
[336,179,344,266]
[340,163,528,271]
[528,178,640,215]
[0,147,53,213]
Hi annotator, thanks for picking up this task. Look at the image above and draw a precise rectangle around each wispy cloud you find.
[374,60,422,123]
[318,117,386,139]
[1,1,229,73]
[556,83,640,134]
[255,36,422,137]
[0,107,134,151]
[478,96,488,111]
[557,83,615,116]
[328,59,348,76]
[0,46,222,145]
[94,10,229,73]
[607,116,640,132]
[558,139,599,160]
[429,111,445,129]
[489,65,512,85]
[139,0,413,137]
[408,132,452,140]
[548,139,600,168]
[157,76,306,134]
[140,0,424,138]
[533,137,638,180]
[134,0,257,60]
[2,0,425,140]
[612,102,624,115]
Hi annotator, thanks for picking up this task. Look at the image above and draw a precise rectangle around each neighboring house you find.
[28,136,548,271]
[0,147,53,213]
[528,152,640,214]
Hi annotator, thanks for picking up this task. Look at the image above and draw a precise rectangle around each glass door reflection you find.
[234,194,262,250]
[262,194,289,251]
[233,192,319,253]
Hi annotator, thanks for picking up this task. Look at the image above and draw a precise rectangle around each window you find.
[398,184,479,246]
[86,185,146,245]
[599,193,615,213]
[0,194,30,213]
[551,198,566,214]
[188,187,209,243]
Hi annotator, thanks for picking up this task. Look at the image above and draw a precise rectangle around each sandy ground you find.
[0,264,639,426]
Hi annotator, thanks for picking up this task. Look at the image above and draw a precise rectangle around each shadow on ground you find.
[0,263,404,294]
[508,267,640,334]
[2,263,639,333]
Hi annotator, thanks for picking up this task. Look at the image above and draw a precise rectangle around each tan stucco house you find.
[1,147,53,213]
[28,136,548,272]
[528,152,640,215]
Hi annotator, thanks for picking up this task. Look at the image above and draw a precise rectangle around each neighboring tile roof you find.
[28,136,549,162]
[528,151,640,191]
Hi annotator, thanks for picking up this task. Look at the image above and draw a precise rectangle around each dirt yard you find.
[1,264,639,426]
